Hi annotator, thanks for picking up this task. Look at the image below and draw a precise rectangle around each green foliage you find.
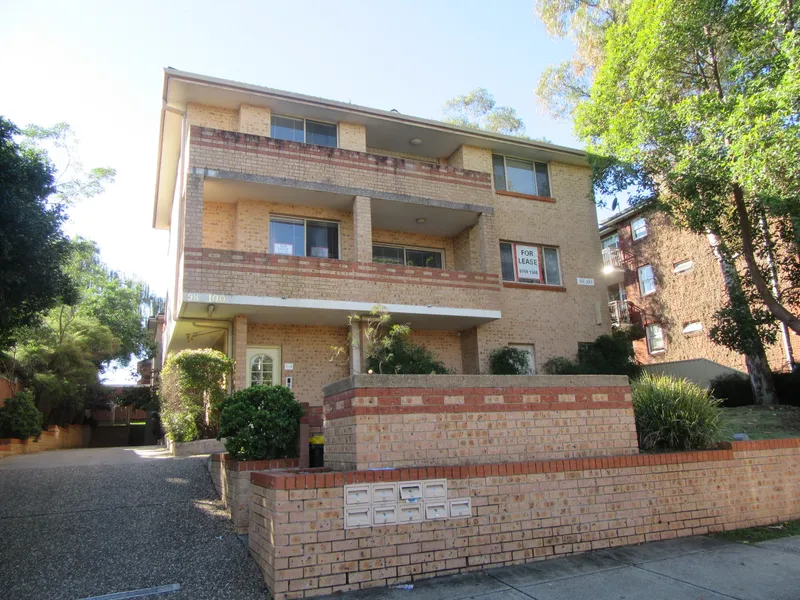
[489,347,532,375]
[217,385,304,461]
[710,280,778,356]
[442,88,526,136]
[542,330,639,377]
[0,117,75,348]
[0,390,43,440]
[361,307,450,375]
[632,373,723,450]
[710,373,754,407]
[160,349,233,442]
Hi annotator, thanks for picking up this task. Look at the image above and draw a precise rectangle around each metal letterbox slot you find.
[399,482,422,501]
[423,479,447,500]
[397,502,423,523]
[345,507,371,529]
[344,485,371,505]
[372,482,397,504]
[448,498,471,519]
[372,503,398,526]
[425,501,448,520]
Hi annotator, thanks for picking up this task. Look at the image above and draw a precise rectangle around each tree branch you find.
[733,183,800,334]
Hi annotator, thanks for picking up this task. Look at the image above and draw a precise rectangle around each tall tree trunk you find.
[707,233,778,404]
[758,211,795,369]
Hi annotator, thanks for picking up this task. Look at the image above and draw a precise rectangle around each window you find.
[682,321,703,335]
[373,245,443,269]
[509,344,536,374]
[492,155,551,197]
[601,233,619,250]
[500,242,561,286]
[250,354,274,386]
[269,217,339,259]
[673,259,694,274]
[638,264,656,296]
[631,217,648,240]
[271,115,337,148]
[646,324,665,353]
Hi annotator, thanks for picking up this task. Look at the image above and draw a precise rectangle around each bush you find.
[217,385,304,461]
[489,347,532,375]
[710,373,753,407]
[0,390,44,440]
[542,331,640,377]
[773,371,800,407]
[160,349,233,442]
[632,373,723,450]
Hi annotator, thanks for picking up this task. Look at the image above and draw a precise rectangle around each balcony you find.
[609,300,642,328]
[180,248,502,331]
[602,247,632,284]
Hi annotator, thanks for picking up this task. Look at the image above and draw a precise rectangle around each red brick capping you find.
[502,282,567,292]
[210,453,299,472]
[324,385,631,419]
[184,248,502,293]
[496,190,557,203]
[251,448,738,491]
[191,126,492,190]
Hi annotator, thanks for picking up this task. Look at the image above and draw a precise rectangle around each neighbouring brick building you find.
[599,204,799,375]
[153,68,611,430]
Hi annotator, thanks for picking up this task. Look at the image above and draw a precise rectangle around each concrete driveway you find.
[0,446,267,600]
[319,535,800,600]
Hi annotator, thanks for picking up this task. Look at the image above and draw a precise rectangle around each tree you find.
[442,88,526,136]
[0,117,75,348]
[574,0,800,401]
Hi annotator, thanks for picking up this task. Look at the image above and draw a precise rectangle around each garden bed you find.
[165,437,226,456]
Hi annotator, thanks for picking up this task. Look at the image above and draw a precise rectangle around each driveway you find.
[0,447,267,600]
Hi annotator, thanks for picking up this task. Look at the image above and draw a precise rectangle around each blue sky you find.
[0,0,597,292]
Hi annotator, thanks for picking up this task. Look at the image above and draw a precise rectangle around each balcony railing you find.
[609,300,643,327]
[602,247,624,270]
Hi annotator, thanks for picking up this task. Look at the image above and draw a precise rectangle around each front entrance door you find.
[246,347,281,387]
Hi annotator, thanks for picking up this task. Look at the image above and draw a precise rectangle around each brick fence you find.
[0,424,90,458]
[323,375,638,471]
[248,439,800,599]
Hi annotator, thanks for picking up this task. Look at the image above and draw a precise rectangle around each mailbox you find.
[423,479,447,500]
[344,506,371,529]
[372,503,398,526]
[399,482,423,501]
[372,482,397,504]
[344,485,370,506]
[397,502,423,523]
[424,501,448,520]
[448,498,472,519]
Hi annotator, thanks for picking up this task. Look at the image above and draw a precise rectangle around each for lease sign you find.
[515,244,540,281]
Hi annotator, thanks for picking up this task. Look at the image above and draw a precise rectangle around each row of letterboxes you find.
[343,480,472,529]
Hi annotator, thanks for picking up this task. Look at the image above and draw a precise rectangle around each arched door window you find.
[250,354,274,387]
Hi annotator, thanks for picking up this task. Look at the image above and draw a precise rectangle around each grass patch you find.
[712,519,800,544]
[719,405,800,440]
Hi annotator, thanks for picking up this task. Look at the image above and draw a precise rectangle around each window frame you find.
[268,215,341,259]
[638,264,656,296]
[270,114,338,148]
[372,243,445,269]
[601,233,620,249]
[499,241,563,287]
[682,321,703,335]
[673,258,694,274]
[646,323,666,354]
[631,217,648,240]
[492,154,552,198]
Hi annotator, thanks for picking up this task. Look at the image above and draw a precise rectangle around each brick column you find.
[184,172,205,249]
[350,318,363,375]
[477,212,500,275]
[233,314,248,390]
[352,196,372,263]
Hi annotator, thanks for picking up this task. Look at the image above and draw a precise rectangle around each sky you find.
[0,0,617,379]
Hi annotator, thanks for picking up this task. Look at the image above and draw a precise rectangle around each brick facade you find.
[248,439,800,599]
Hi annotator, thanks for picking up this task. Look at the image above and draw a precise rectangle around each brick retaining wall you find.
[0,424,90,458]
[249,439,800,599]
[323,375,638,470]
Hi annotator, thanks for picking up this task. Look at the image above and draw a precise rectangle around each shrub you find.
[632,373,723,450]
[217,385,304,461]
[159,349,233,442]
[543,331,639,377]
[773,371,800,407]
[710,373,753,407]
[0,390,44,440]
[489,347,532,375]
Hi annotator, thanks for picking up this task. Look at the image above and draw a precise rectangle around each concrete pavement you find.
[319,534,800,600]
[0,446,267,600]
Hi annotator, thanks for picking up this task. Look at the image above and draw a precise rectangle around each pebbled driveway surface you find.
[0,447,267,600]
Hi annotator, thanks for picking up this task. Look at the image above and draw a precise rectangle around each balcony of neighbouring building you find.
[601,246,634,284]
[609,300,643,328]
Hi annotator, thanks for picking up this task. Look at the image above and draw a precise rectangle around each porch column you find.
[352,196,372,263]
[233,314,248,390]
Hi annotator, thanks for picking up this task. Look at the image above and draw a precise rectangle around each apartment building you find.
[599,204,798,373]
[153,68,610,429]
